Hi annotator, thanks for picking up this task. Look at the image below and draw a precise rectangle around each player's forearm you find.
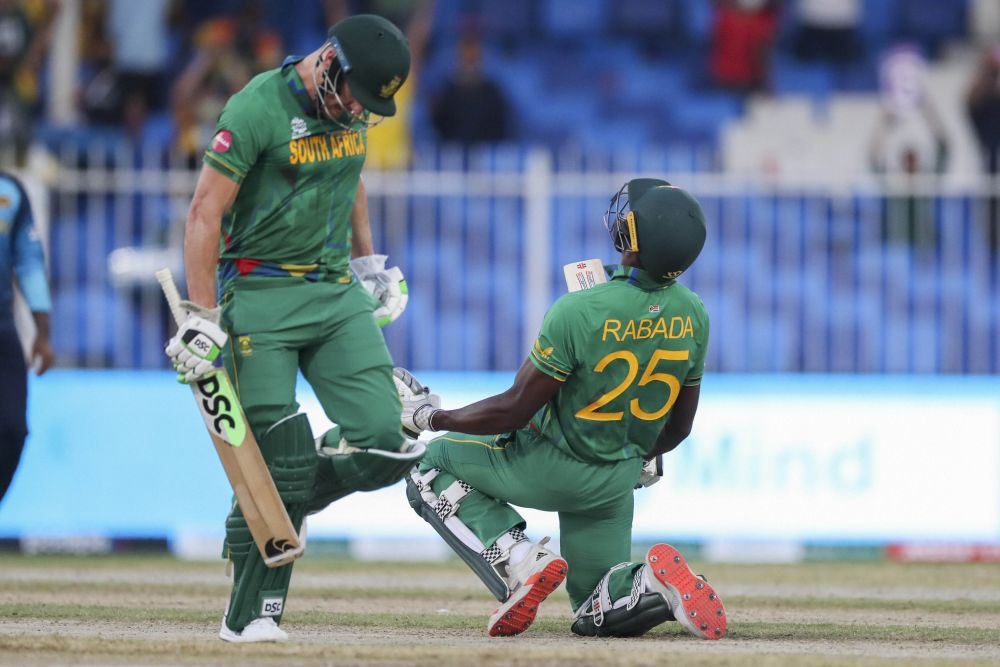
[31,311,50,342]
[350,179,375,257]
[432,391,537,435]
[183,206,222,307]
[648,423,692,458]
[647,384,700,458]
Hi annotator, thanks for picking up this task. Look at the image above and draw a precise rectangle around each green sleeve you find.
[685,301,709,386]
[202,92,267,183]
[528,295,577,382]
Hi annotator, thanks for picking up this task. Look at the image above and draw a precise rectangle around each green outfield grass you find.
[0,554,998,666]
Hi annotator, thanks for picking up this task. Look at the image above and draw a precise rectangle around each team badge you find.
[238,336,253,357]
[211,129,233,153]
[533,339,554,359]
[290,116,308,139]
[379,76,402,98]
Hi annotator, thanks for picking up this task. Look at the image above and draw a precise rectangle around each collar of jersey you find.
[281,55,318,116]
[609,264,675,290]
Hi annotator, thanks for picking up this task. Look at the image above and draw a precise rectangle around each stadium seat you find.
[540,0,607,38]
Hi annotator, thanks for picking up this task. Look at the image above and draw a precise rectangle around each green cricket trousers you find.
[419,427,643,609]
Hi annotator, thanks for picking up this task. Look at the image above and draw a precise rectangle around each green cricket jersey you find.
[527,264,709,463]
[203,56,368,292]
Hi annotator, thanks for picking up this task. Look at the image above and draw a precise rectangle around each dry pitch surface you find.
[1,554,998,666]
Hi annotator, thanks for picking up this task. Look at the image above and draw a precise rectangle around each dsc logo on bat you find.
[194,371,247,447]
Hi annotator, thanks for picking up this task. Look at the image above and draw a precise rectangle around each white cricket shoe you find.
[487,537,568,637]
[219,617,289,643]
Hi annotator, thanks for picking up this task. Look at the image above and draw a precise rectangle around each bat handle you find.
[155,268,185,327]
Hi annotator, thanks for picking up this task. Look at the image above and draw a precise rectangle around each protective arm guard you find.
[308,430,426,514]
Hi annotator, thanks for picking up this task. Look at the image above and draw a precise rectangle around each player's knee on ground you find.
[225,413,316,633]
[307,426,424,513]
[571,562,675,637]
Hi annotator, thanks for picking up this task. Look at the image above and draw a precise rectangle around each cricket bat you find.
[563,258,608,292]
[156,269,303,568]
[562,258,663,482]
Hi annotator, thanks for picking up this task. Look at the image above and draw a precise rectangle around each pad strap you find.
[570,562,674,637]
[434,480,473,519]
[411,468,439,493]
[482,527,527,564]
[577,562,646,628]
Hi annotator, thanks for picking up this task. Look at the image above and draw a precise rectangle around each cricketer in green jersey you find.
[164,14,425,643]
[397,179,728,639]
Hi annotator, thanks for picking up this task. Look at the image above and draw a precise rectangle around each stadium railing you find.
[35,142,1000,374]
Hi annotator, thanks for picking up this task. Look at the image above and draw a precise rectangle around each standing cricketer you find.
[165,14,424,643]
[396,180,727,639]
[0,172,53,505]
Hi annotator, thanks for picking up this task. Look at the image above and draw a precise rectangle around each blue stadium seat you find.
[772,56,835,100]
[666,93,743,144]
[480,0,537,38]
[894,0,969,55]
[618,62,689,105]
[611,0,682,39]
[860,0,900,44]
[541,0,607,38]
[681,0,714,45]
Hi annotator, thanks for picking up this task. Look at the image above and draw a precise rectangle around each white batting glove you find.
[392,367,441,437]
[635,455,663,489]
[164,300,227,383]
[351,254,409,327]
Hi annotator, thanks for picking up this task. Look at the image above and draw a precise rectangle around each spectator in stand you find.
[104,0,174,139]
[0,0,58,165]
[969,0,1000,48]
[709,0,778,96]
[868,121,949,248]
[430,34,510,145]
[966,45,1000,248]
[791,0,863,65]
[171,1,282,163]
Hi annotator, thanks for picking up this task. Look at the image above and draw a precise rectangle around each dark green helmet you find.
[326,14,410,117]
[604,179,707,281]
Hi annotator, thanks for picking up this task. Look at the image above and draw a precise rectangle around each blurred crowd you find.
[0,0,998,183]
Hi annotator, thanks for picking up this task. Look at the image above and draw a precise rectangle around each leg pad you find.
[405,468,515,602]
[225,413,315,632]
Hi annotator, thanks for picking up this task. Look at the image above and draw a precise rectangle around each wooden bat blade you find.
[190,370,303,568]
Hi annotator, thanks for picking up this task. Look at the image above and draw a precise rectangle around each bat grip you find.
[155,268,185,327]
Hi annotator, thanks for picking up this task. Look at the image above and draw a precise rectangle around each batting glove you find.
[165,300,227,383]
[351,254,409,327]
[635,455,663,489]
[392,367,441,437]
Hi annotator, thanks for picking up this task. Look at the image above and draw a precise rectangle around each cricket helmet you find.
[325,14,410,117]
[604,179,707,281]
